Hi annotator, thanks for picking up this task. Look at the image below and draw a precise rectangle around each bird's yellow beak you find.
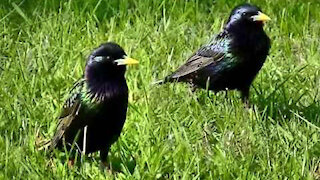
[115,56,139,66]
[252,11,271,22]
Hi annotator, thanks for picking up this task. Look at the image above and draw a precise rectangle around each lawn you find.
[0,0,320,179]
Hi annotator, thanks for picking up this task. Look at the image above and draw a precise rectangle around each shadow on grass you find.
[190,82,319,129]
[51,149,136,174]
[252,87,320,126]
[107,152,136,174]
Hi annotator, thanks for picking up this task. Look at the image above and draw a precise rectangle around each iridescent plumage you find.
[157,4,271,105]
[48,42,138,165]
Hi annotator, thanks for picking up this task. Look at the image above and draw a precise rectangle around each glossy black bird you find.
[48,42,138,166]
[155,4,271,105]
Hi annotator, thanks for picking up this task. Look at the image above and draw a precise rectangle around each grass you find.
[0,0,320,179]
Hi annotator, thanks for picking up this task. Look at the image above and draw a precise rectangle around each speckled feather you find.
[48,42,130,163]
[159,4,271,102]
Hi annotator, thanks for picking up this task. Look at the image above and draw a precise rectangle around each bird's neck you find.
[85,66,128,102]
[224,25,269,59]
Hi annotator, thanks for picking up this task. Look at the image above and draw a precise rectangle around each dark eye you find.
[242,12,247,16]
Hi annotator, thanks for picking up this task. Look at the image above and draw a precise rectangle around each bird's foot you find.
[244,100,250,109]
[67,159,75,168]
[100,161,113,174]
[188,84,201,102]
[241,93,250,109]
[191,85,198,93]
[100,161,109,169]
[188,84,198,94]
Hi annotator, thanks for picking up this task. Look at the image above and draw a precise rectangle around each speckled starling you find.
[156,4,271,105]
[48,42,138,166]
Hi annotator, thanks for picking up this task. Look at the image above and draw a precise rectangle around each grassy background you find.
[1,0,320,179]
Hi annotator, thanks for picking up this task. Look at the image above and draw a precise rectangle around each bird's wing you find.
[49,79,85,151]
[169,43,226,79]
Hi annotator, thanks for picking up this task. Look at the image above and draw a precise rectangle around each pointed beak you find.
[114,56,139,66]
[252,11,271,22]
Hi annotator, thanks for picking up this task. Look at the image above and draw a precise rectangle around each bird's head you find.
[85,42,138,81]
[225,4,271,30]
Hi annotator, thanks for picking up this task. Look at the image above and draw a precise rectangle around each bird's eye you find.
[93,56,104,62]
[242,12,247,16]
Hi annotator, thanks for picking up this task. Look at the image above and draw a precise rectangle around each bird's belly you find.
[64,101,127,154]
[82,121,123,153]
[85,103,127,153]
[195,64,258,91]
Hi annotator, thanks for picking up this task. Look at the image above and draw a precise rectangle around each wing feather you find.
[49,79,85,151]
[168,39,227,80]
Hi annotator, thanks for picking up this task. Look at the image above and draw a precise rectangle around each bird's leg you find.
[188,83,197,98]
[190,83,198,93]
[225,88,229,99]
[223,88,233,104]
[240,88,250,109]
[100,148,110,170]
[67,158,75,168]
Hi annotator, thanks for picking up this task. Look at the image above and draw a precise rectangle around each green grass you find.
[1,0,320,179]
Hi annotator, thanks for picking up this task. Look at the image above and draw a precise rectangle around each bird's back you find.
[161,28,270,92]
[162,35,230,84]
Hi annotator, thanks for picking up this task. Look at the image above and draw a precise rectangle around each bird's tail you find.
[152,75,177,85]
[151,79,166,85]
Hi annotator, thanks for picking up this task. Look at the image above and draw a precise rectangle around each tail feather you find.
[152,74,175,85]
[151,79,165,85]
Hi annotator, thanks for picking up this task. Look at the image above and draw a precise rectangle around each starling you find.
[48,42,138,166]
[156,4,271,105]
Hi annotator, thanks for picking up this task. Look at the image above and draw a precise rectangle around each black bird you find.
[156,4,271,105]
[48,42,138,166]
